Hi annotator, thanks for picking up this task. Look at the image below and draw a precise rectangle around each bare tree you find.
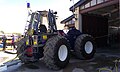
[0,31,4,34]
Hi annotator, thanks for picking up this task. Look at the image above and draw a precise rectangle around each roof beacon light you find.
[27,3,30,8]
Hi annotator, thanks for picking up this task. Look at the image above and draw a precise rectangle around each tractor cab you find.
[25,10,58,47]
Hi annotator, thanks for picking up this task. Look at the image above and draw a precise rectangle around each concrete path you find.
[0,50,18,72]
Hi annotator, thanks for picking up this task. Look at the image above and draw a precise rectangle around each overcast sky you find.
[0,0,79,34]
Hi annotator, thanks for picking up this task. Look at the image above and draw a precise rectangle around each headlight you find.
[34,40,37,45]
[42,35,47,40]
[26,39,29,45]
[33,35,38,45]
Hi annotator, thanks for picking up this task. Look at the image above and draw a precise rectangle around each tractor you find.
[17,3,96,70]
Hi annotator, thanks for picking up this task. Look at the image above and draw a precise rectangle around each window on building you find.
[91,0,97,6]
[105,0,109,2]
[68,21,72,24]
[97,0,104,4]
[85,2,90,8]
[66,22,69,25]
[80,5,85,10]
[71,20,75,24]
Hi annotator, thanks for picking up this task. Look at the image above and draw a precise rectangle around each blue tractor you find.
[17,3,96,70]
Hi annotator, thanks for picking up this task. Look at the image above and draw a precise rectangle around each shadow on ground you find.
[10,44,120,72]
[4,51,16,54]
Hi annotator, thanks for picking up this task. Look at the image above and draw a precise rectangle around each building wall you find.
[74,0,120,45]
[80,0,110,10]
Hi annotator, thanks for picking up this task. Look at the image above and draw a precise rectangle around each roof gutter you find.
[69,0,92,11]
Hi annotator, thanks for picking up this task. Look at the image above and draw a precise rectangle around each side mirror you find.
[54,12,57,14]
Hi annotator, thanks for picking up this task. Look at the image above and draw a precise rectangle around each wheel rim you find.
[58,45,68,61]
[85,41,93,54]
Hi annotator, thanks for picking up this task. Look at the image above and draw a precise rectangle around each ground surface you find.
[0,44,120,72]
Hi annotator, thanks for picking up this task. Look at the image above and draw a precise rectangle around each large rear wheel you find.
[16,37,28,63]
[17,37,37,63]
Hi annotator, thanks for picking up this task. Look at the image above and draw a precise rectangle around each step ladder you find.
[23,7,32,36]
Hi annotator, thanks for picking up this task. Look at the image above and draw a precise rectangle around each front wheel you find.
[43,35,70,70]
[74,34,96,60]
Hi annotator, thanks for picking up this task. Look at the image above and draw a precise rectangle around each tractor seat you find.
[39,24,47,33]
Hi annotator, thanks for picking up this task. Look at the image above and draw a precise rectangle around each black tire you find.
[16,37,28,63]
[43,35,70,70]
[74,34,96,60]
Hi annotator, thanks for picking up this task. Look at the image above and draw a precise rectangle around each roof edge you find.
[60,15,74,24]
[69,0,92,11]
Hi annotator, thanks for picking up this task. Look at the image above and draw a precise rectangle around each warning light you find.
[27,3,30,8]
